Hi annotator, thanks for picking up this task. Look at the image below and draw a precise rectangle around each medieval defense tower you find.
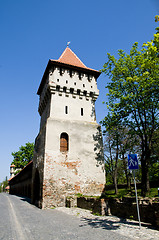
[32,47,105,208]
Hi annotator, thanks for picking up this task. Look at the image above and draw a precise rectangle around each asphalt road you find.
[0,193,132,240]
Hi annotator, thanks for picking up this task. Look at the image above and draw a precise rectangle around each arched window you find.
[60,133,69,152]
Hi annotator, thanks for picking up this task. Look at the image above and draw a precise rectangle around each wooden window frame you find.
[60,133,69,152]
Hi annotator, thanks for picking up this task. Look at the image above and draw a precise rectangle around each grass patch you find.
[75,193,100,199]
[92,212,101,216]
[75,193,83,197]
[103,187,158,199]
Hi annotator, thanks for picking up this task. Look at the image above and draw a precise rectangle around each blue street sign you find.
[128,154,139,170]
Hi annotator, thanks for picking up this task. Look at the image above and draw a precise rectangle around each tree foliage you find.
[101,33,159,196]
[103,117,140,193]
[11,142,34,169]
[0,177,8,192]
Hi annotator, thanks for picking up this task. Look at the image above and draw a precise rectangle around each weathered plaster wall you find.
[42,119,105,208]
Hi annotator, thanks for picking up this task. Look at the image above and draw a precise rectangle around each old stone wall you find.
[9,161,33,198]
[31,125,46,208]
[76,196,159,227]
[42,119,105,208]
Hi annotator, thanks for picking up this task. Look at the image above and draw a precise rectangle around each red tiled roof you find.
[10,164,15,167]
[37,47,101,95]
[57,47,87,69]
[8,160,33,181]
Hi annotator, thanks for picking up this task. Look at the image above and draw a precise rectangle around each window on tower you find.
[77,89,80,95]
[60,133,69,152]
[83,90,87,96]
[70,70,72,77]
[78,72,81,80]
[70,88,74,94]
[63,87,67,93]
[65,106,68,114]
[81,108,83,116]
[56,85,60,91]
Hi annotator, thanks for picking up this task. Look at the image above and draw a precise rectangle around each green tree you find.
[104,124,120,194]
[0,177,8,192]
[11,142,34,169]
[103,115,139,191]
[101,33,159,196]
[149,128,159,182]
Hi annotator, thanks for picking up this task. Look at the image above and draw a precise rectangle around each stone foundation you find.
[75,196,159,227]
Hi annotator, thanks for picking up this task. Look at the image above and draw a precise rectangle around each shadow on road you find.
[79,216,155,231]
[20,196,31,204]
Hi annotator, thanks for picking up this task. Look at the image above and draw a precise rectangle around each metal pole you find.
[133,170,141,228]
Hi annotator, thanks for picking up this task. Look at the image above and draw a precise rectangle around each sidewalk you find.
[56,207,159,240]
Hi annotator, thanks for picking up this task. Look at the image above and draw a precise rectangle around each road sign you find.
[127,154,141,228]
[128,154,139,170]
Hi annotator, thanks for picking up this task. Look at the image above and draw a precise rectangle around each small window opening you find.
[56,85,60,91]
[81,108,83,116]
[57,79,59,82]
[66,80,68,84]
[70,88,74,94]
[74,82,76,86]
[70,70,72,77]
[90,92,93,97]
[83,84,85,87]
[60,68,63,76]
[60,133,69,152]
[79,72,81,80]
[65,106,68,114]
[77,89,80,95]
[83,90,87,96]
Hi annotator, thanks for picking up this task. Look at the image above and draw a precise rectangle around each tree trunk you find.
[141,144,150,196]
[114,141,119,195]
[114,168,118,194]
[122,153,131,189]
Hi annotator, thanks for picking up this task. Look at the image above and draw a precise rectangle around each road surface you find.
[0,193,156,240]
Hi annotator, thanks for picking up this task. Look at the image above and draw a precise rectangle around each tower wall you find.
[42,119,105,208]
[32,48,105,208]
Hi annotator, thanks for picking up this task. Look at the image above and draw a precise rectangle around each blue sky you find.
[0,0,158,182]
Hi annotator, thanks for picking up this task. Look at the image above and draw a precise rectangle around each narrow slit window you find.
[60,68,63,76]
[70,70,72,77]
[79,72,81,80]
[56,85,60,91]
[65,106,68,114]
[70,88,74,94]
[83,90,87,96]
[77,89,80,95]
[63,87,67,93]
[81,108,83,116]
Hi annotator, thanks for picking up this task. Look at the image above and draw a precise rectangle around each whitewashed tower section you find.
[32,47,105,208]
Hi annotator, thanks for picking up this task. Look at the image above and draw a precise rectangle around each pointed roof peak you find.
[37,47,101,95]
[58,47,87,69]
